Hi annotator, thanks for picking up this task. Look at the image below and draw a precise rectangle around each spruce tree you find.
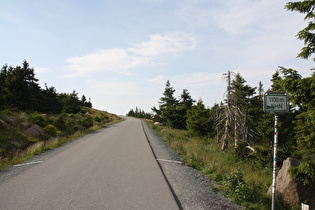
[153,80,179,128]
[286,0,315,60]
[186,99,211,136]
[177,89,195,129]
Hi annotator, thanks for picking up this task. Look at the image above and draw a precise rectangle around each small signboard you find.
[263,92,289,114]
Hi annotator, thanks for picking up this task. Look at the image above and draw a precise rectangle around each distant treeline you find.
[0,60,92,114]
[126,107,152,119]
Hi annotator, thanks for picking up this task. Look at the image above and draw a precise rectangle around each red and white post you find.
[272,114,279,210]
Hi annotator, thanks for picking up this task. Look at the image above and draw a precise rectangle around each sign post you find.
[263,92,289,210]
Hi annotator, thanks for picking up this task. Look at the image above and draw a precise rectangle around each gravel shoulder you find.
[141,120,243,210]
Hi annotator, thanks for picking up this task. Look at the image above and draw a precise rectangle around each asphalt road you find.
[0,117,179,210]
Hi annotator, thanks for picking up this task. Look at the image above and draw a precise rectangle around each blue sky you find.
[1,0,314,115]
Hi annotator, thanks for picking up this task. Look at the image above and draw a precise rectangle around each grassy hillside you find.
[0,107,123,170]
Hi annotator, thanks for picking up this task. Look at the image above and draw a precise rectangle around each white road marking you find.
[14,161,43,167]
[156,159,184,165]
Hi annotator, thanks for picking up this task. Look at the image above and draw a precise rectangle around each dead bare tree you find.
[219,71,257,151]
[234,106,242,147]
[215,104,221,147]
[221,71,232,151]
[233,107,250,146]
[230,73,257,147]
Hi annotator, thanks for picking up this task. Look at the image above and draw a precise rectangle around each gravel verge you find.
[141,121,243,210]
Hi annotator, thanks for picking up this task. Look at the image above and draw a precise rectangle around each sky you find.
[1,0,314,115]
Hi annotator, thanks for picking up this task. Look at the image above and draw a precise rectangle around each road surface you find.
[0,117,179,209]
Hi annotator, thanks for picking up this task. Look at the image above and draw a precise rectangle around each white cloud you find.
[147,75,166,84]
[129,33,198,56]
[173,72,223,88]
[176,0,297,35]
[211,0,273,34]
[64,48,143,78]
[87,80,137,96]
[35,67,49,73]
[147,72,224,93]
[146,72,224,95]
[173,0,309,84]
[64,32,198,78]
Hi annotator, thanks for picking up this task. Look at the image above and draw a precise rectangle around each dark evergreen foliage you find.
[152,80,196,129]
[127,107,152,119]
[186,99,212,136]
[0,61,93,113]
[286,0,315,61]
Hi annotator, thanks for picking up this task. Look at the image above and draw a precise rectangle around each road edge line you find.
[140,120,184,210]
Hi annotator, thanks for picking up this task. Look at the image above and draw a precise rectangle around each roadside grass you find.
[147,122,294,209]
[0,117,124,171]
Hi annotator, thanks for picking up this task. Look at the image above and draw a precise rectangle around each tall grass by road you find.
[147,122,293,209]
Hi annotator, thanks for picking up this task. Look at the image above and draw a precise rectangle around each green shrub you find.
[253,146,273,168]
[44,124,57,136]
[94,116,102,122]
[81,115,93,128]
[233,141,249,160]
[55,115,66,130]
[289,161,315,185]
[28,113,47,127]
[222,169,252,202]
[94,114,109,123]
[65,118,79,133]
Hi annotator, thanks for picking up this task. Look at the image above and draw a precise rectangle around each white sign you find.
[264,93,289,114]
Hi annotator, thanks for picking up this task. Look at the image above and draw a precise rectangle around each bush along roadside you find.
[0,107,123,170]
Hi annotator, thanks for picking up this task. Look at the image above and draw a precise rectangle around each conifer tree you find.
[177,89,195,129]
[156,80,179,128]
[230,73,256,146]
[286,0,315,61]
[0,61,93,113]
[271,67,315,151]
[1,60,41,110]
[186,99,211,136]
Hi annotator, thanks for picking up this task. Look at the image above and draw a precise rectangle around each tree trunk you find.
[243,109,248,143]
[234,108,238,147]
[216,105,221,147]
[221,120,229,151]
[221,71,231,151]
